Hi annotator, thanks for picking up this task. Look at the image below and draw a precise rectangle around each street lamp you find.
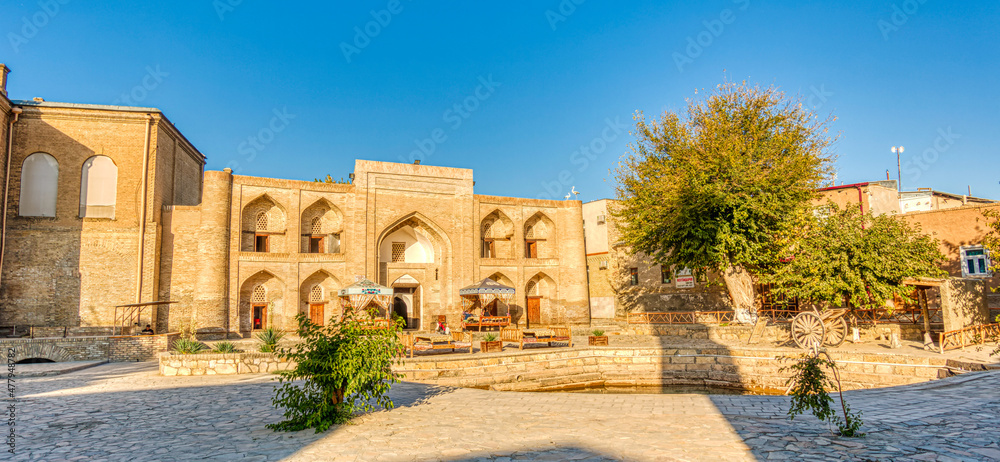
[891,146,904,192]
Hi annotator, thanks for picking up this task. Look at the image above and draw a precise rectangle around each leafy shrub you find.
[256,327,285,353]
[781,352,864,437]
[591,329,605,337]
[213,341,238,353]
[482,333,498,342]
[172,338,207,355]
[267,310,404,433]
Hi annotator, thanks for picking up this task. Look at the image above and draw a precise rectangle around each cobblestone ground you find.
[7,363,1000,461]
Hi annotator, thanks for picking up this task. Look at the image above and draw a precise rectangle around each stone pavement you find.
[6,362,1000,461]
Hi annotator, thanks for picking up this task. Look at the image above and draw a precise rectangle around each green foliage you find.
[267,310,404,433]
[213,341,238,353]
[591,329,605,337]
[982,209,1000,282]
[765,205,946,309]
[313,174,351,184]
[172,338,207,355]
[782,352,864,437]
[482,333,498,342]
[256,327,285,353]
[612,81,835,277]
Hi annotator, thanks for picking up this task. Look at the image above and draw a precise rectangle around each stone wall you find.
[625,322,927,343]
[397,347,972,392]
[159,352,292,376]
[108,333,179,362]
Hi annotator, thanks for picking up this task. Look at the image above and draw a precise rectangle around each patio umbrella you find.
[459,278,516,313]
[338,278,393,315]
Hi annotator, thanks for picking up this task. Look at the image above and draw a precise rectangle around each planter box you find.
[480,340,503,353]
[588,336,609,346]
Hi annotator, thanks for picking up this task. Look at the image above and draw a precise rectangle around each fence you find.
[627,307,942,325]
[938,323,1000,353]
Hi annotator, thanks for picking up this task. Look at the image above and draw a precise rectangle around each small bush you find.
[482,333,498,342]
[257,327,285,353]
[172,338,207,355]
[781,352,864,437]
[213,341,238,353]
[591,329,605,337]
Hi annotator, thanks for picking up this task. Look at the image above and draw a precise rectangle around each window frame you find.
[629,267,639,286]
[960,245,992,278]
[18,152,60,218]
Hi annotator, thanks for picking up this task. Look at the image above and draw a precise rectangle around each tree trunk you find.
[722,266,758,324]
[919,288,933,351]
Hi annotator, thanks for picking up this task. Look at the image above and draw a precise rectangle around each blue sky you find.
[4,1,999,201]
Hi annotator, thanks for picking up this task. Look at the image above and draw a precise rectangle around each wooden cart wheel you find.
[791,312,825,349]
[824,317,848,347]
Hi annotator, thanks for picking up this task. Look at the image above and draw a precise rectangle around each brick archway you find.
[9,342,74,363]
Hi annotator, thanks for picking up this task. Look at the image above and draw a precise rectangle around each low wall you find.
[159,352,293,376]
[397,347,976,392]
[626,323,928,343]
[0,337,112,362]
[156,346,987,393]
[0,333,178,363]
[109,333,180,362]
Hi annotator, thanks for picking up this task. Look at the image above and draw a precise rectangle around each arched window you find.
[79,156,118,218]
[19,153,59,217]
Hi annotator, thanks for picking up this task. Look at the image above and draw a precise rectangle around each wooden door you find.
[526,297,541,324]
[525,241,538,258]
[309,303,325,326]
[252,304,267,330]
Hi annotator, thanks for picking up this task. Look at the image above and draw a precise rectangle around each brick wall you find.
[108,333,179,362]
[0,337,111,362]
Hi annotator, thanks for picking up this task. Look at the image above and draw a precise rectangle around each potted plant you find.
[480,333,503,353]
[588,329,609,346]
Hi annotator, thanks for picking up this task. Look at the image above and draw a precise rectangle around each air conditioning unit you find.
[597,215,606,225]
[598,260,608,269]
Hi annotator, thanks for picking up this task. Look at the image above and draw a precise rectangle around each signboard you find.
[675,268,695,289]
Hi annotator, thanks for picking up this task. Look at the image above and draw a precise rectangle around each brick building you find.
[0,65,590,337]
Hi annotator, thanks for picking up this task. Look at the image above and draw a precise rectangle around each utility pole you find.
[891,146,904,193]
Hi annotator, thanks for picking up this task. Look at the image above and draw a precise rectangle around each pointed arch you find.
[300,198,344,253]
[480,209,514,258]
[525,271,557,326]
[241,194,287,252]
[300,270,342,326]
[376,212,451,266]
[524,212,556,259]
[238,270,285,332]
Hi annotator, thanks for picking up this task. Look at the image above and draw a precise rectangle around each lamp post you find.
[891,146,904,192]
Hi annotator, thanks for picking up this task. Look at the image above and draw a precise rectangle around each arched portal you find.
[376,213,450,329]
[241,195,287,252]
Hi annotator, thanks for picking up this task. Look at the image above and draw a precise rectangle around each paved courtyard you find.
[6,362,1000,461]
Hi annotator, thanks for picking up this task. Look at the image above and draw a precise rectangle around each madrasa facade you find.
[0,65,590,338]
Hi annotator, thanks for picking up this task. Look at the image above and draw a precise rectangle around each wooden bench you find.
[399,332,473,358]
[462,315,511,331]
[500,327,572,350]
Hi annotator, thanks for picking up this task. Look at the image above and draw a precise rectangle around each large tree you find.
[764,205,946,309]
[613,82,835,322]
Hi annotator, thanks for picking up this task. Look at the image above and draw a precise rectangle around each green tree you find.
[267,310,404,433]
[765,205,946,309]
[981,208,1000,280]
[313,174,351,184]
[612,81,835,321]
